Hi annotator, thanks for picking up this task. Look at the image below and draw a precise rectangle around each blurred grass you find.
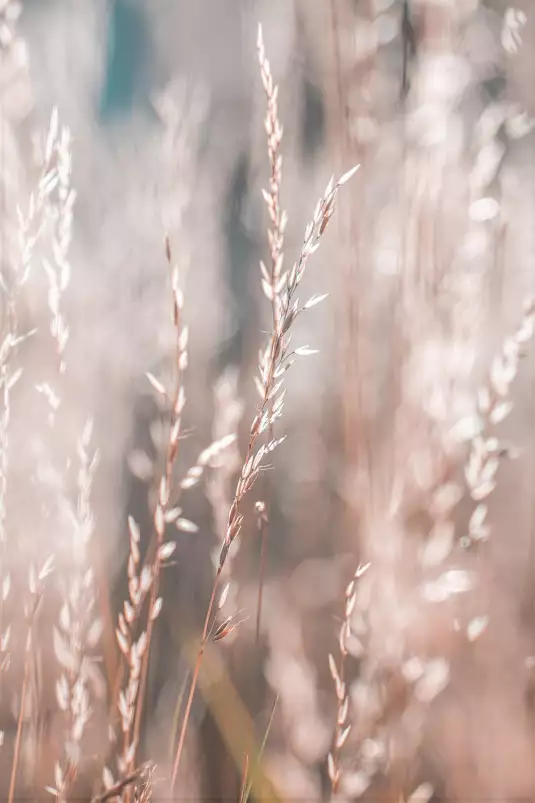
[171,624,281,803]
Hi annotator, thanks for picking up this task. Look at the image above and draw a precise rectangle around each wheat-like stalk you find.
[110,236,240,793]
[170,165,358,783]
[206,370,244,574]
[0,106,64,797]
[41,109,73,378]
[1,103,59,560]
[255,23,287,643]
[52,422,100,801]
[109,512,153,787]
[9,556,54,803]
[257,24,287,330]
[170,48,359,779]
[23,112,105,801]
[327,562,370,796]
[111,235,189,785]
[464,298,535,547]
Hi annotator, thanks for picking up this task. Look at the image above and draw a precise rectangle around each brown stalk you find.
[7,644,30,803]
[170,567,222,788]
[8,581,47,803]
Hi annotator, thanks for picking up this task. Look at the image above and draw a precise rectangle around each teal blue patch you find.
[99,0,148,121]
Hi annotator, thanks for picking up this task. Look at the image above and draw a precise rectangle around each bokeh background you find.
[2,0,535,800]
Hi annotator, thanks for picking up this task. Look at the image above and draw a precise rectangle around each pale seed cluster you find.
[327,563,369,796]
[464,297,535,547]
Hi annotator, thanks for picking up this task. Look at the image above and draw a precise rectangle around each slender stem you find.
[170,567,221,789]
[169,331,278,786]
[128,237,185,769]
[8,642,30,803]
[238,753,249,803]
[168,668,191,763]
[255,512,268,644]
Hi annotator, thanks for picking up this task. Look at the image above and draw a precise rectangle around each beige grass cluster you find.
[1,4,535,803]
